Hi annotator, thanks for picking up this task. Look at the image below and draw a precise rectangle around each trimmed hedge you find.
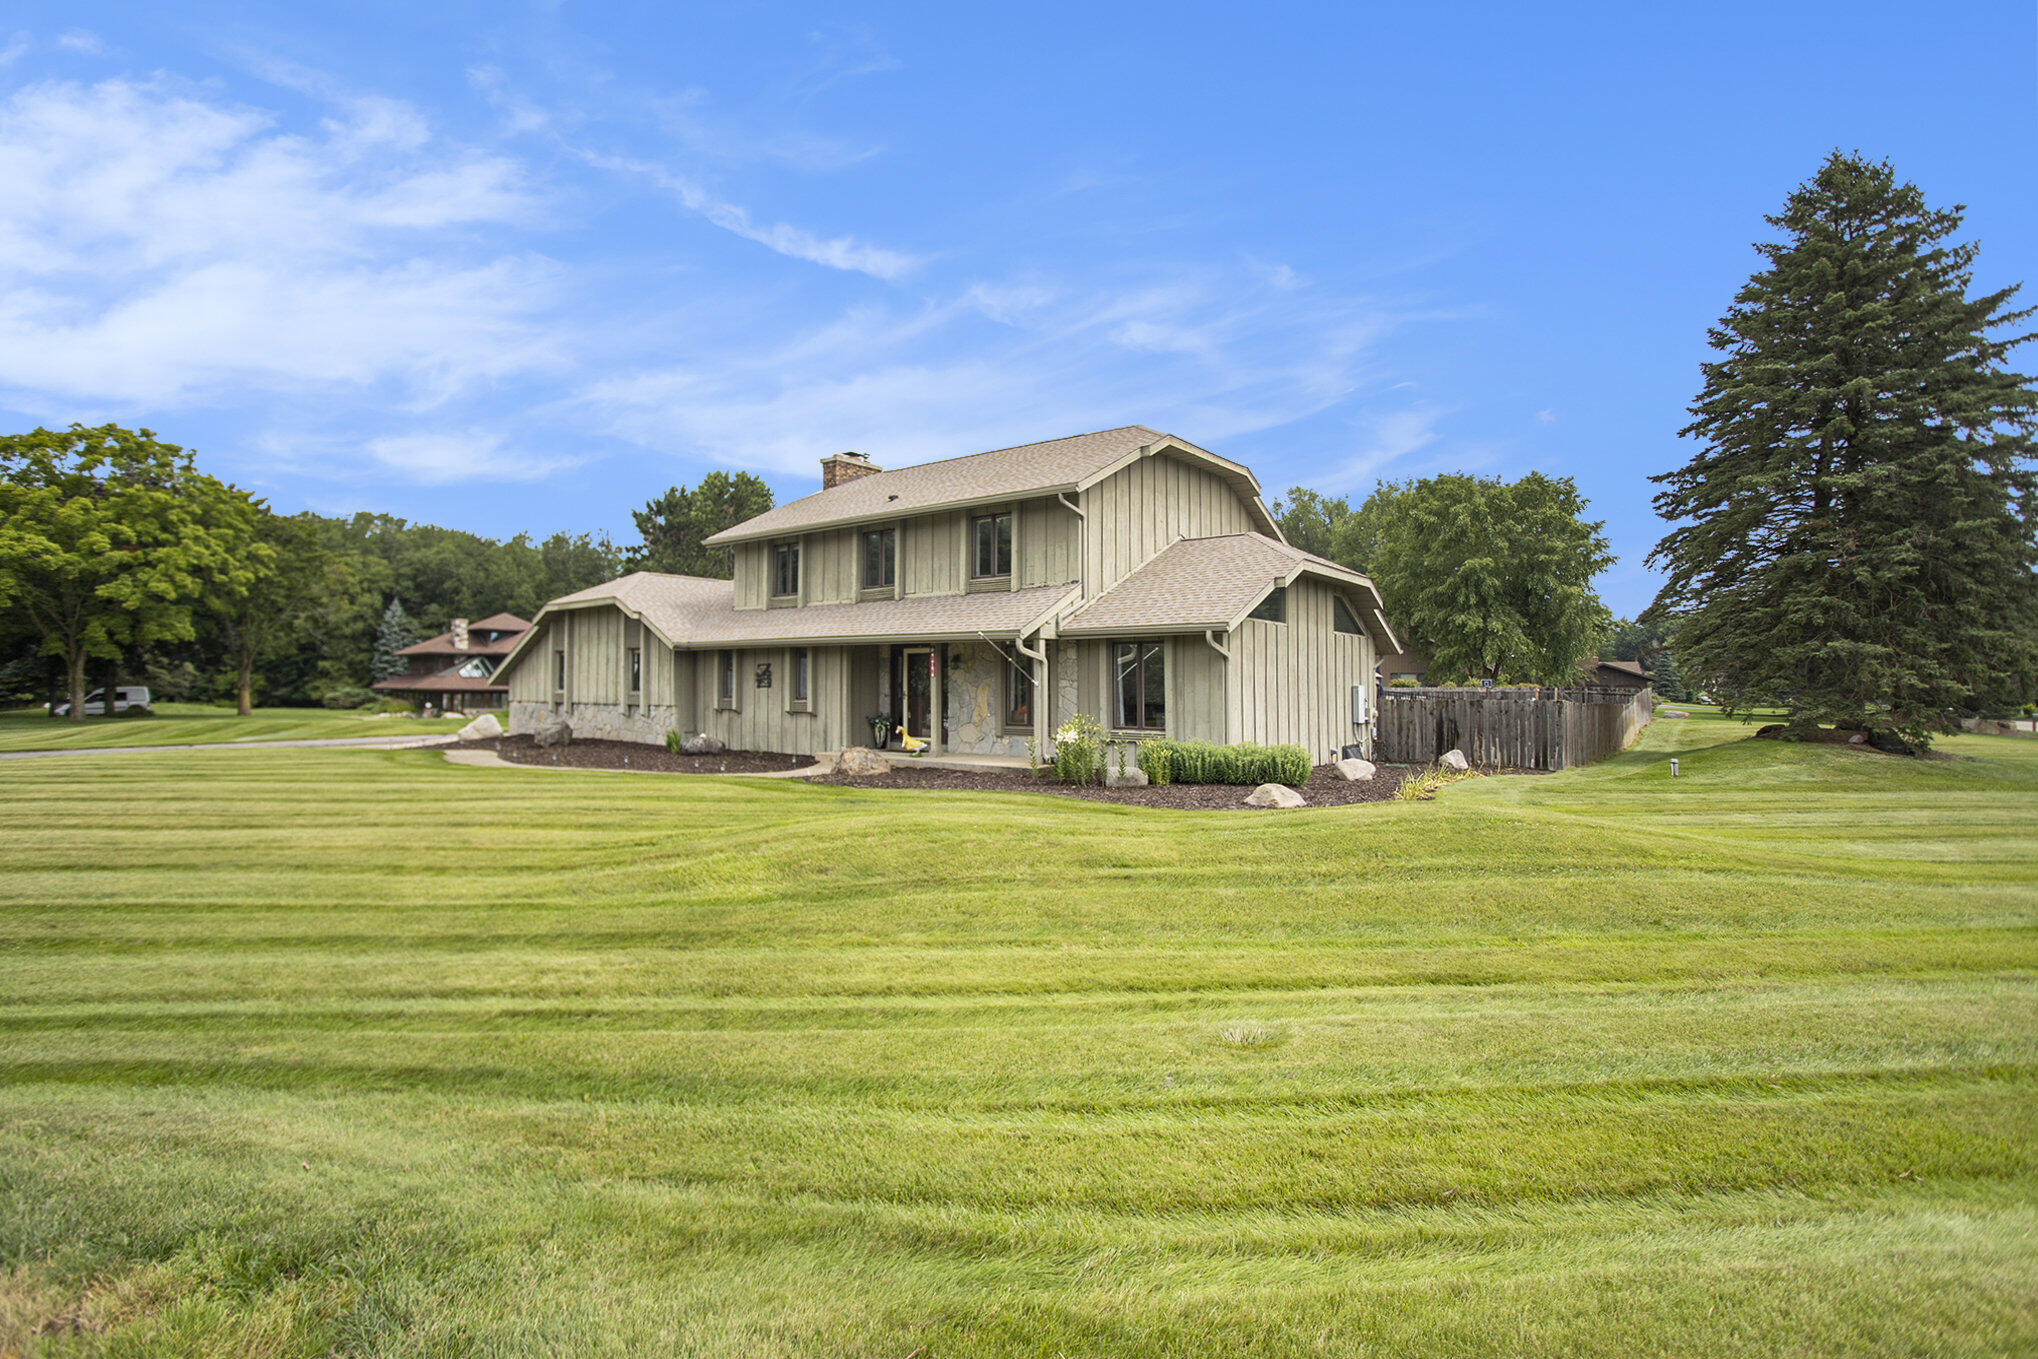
[1136,739,1311,787]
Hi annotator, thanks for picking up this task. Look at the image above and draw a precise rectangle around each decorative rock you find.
[1439,749,1470,772]
[1847,732,1869,745]
[835,746,891,776]
[457,713,502,742]
[1243,782,1306,809]
[1334,757,1376,782]
[1659,709,1690,719]
[1106,766,1149,787]
[533,716,572,748]
[681,734,726,756]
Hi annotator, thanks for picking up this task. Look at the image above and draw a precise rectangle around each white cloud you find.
[55,30,107,57]
[364,430,573,484]
[0,77,557,410]
[1537,408,1557,423]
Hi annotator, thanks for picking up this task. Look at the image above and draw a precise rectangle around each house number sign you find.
[755,663,773,689]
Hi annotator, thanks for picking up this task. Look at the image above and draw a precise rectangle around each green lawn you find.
[1,711,2033,1356]
[0,702,466,752]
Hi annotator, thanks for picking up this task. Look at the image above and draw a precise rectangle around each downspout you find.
[1013,630,1050,769]
[1203,629,1229,661]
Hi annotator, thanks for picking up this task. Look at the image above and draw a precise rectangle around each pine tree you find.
[1650,649,1687,704]
[1648,153,2038,744]
[370,598,422,683]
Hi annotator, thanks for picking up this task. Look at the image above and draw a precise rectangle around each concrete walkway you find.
[0,734,457,760]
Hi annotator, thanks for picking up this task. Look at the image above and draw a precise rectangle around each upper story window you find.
[1248,586,1287,623]
[1333,595,1363,636]
[1112,640,1166,731]
[972,511,1012,579]
[627,647,641,694]
[772,542,801,597]
[861,527,895,590]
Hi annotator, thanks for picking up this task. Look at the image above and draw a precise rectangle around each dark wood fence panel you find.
[1376,686,1652,770]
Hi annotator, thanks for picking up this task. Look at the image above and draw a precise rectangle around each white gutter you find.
[1204,629,1230,661]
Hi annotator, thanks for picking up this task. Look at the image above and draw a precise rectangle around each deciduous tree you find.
[628,472,775,578]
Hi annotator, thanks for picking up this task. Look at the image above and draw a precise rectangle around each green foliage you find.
[1137,739,1312,786]
[1649,153,2038,747]
[1051,712,1105,785]
[664,728,684,753]
[320,687,376,710]
[1387,676,1421,688]
[1393,760,1476,801]
[1269,487,1352,560]
[370,599,423,683]
[628,472,776,578]
[1367,472,1614,684]
[0,424,259,720]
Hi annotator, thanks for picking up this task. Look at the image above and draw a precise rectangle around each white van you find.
[49,686,152,716]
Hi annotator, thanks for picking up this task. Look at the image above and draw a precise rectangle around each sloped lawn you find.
[0,712,2032,1356]
[0,701,466,752]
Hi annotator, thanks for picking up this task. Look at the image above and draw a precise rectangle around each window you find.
[1113,639,1166,731]
[553,649,565,691]
[1004,655,1034,730]
[971,511,1012,578]
[1333,595,1363,636]
[627,647,641,694]
[860,527,896,590]
[790,647,810,706]
[1248,586,1287,623]
[772,542,801,597]
[717,649,735,707]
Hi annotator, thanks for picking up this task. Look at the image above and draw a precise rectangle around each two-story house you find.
[372,612,531,713]
[493,427,1398,764]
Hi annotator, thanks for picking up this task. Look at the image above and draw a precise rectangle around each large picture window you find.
[1112,640,1166,731]
[1003,655,1034,730]
[971,512,1012,579]
[772,542,801,597]
[860,527,895,589]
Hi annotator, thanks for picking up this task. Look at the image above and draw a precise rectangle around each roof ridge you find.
[759,424,1165,515]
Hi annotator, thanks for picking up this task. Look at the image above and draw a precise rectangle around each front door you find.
[902,647,934,740]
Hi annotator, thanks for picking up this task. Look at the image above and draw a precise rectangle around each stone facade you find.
[508,699,678,746]
[945,641,1026,758]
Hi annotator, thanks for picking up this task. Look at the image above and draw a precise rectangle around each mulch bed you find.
[811,760,1424,808]
[492,734,812,774]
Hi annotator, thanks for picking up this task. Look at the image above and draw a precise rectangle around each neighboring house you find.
[372,612,531,712]
[494,427,1399,762]
[1377,643,1431,686]
[1588,658,1653,693]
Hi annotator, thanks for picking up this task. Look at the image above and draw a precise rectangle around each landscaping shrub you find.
[1051,713,1105,785]
[321,687,376,710]
[1387,677,1421,688]
[664,729,683,753]
[1136,739,1311,787]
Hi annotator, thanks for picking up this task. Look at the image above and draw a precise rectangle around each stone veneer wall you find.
[945,641,1027,758]
[506,699,677,747]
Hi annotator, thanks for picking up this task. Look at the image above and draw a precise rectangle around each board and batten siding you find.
[1168,634,1228,744]
[699,644,856,755]
[506,620,552,702]
[1227,578,1374,761]
[733,542,770,610]
[1081,454,1257,599]
[1017,495,1079,588]
[902,510,965,597]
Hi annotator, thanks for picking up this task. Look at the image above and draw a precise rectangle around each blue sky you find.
[2,3,2032,615]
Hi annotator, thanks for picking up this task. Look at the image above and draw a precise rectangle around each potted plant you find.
[866,714,893,749]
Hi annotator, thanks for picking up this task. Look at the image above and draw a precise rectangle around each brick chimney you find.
[821,451,880,490]
[450,618,469,650]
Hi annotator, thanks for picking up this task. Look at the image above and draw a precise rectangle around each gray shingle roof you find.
[540,572,1076,647]
[1058,533,1397,648]
[702,426,1165,545]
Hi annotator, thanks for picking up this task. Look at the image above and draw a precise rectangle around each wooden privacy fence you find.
[1376,686,1654,770]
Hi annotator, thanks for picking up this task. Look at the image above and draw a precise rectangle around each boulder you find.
[680,734,726,756]
[456,713,502,742]
[533,716,572,748]
[1105,766,1149,787]
[1439,749,1469,772]
[1334,757,1376,782]
[835,746,891,777]
[1847,732,1869,745]
[1243,782,1306,809]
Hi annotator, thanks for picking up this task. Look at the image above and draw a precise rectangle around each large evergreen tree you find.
[1648,153,2038,743]
[370,599,423,683]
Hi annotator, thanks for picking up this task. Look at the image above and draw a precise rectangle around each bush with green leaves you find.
[1050,713,1105,785]
[320,687,376,710]
[664,729,683,753]
[1136,740,1311,787]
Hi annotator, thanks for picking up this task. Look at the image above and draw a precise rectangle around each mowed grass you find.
[0,712,2034,1356]
[0,703,466,752]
